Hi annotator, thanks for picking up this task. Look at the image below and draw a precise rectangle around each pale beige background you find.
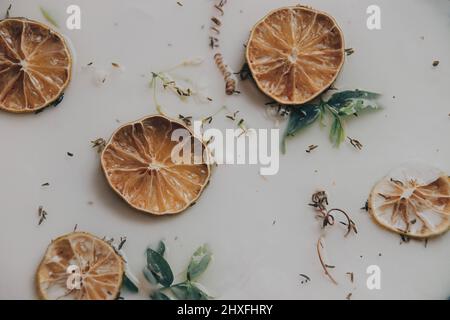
[0,0,449,299]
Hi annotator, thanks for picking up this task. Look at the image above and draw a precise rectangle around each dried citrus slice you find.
[0,18,72,113]
[101,115,211,215]
[36,232,124,300]
[246,6,345,105]
[369,164,450,238]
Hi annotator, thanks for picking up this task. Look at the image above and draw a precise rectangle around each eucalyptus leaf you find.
[187,244,212,281]
[146,248,174,287]
[170,282,209,300]
[122,274,139,293]
[151,290,171,300]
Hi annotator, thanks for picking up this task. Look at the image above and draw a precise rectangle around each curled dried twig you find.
[317,237,338,285]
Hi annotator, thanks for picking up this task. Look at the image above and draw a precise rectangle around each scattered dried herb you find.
[346,272,354,283]
[41,182,50,187]
[117,237,127,251]
[345,48,355,56]
[178,114,192,126]
[87,62,93,66]
[361,200,369,211]
[283,90,381,153]
[91,138,106,153]
[226,111,239,121]
[67,152,74,157]
[39,6,59,28]
[38,206,48,226]
[177,1,183,6]
[306,145,318,153]
[5,4,11,18]
[346,293,352,300]
[51,94,64,107]
[237,63,252,81]
[111,62,120,68]
[299,274,311,284]
[317,237,338,285]
[432,60,440,67]
[348,137,363,150]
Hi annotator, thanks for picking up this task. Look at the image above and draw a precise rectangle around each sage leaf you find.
[328,90,380,107]
[282,104,321,153]
[170,282,209,300]
[122,274,139,293]
[156,240,166,256]
[143,266,158,285]
[146,248,174,287]
[329,113,346,146]
[187,244,212,281]
[151,290,171,300]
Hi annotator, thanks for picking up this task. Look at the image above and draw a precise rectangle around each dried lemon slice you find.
[36,232,124,300]
[0,18,72,113]
[369,164,450,238]
[246,6,345,105]
[101,115,211,215]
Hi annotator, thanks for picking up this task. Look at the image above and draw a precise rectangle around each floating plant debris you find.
[5,4,11,18]
[38,206,48,226]
[283,90,381,152]
[91,138,107,153]
[178,114,193,126]
[210,0,238,95]
[299,274,311,284]
[39,6,59,28]
[135,242,212,300]
[348,137,363,150]
[309,191,357,285]
[345,48,355,56]
[306,145,318,153]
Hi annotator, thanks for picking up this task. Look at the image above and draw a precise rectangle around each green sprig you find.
[282,90,381,153]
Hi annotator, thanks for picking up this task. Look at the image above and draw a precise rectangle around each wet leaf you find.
[146,248,174,287]
[328,90,381,116]
[151,290,171,300]
[156,240,166,256]
[282,104,321,153]
[143,266,158,285]
[170,282,209,300]
[187,244,212,281]
[122,274,139,293]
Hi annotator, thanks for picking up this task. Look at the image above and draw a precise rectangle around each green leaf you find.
[328,90,380,107]
[170,282,209,300]
[151,290,171,300]
[122,274,139,293]
[282,104,321,153]
[337,97,380,116]
[146,248,174,287]
[329,113,346,146]
[143,266,158,285]
[156,240,166,256]
[187,244,212,281]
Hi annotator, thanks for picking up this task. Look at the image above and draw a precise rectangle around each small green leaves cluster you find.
[123,241,212,300]
[282,90,381,152]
